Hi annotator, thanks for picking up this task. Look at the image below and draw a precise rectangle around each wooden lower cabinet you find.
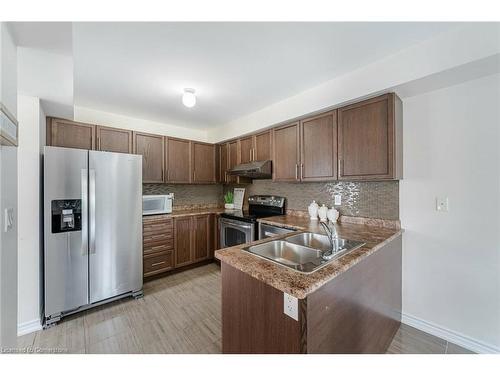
[143,214,216,278]
[174,216,193,267]
[193,214,210,262]
[143,215,174,277]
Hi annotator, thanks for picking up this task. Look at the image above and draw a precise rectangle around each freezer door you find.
[89,151,142,303]
[44,146,89,317]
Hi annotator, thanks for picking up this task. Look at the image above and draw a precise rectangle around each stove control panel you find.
[248,195,285,208]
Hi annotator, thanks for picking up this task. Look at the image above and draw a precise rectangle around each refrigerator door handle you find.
[89,169,96,254]
[81,169,88,255]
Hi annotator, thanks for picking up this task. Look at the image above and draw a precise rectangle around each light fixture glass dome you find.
[182,88,196,108]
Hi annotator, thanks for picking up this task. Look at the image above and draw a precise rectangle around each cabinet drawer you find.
[143,242,173,256]
[143,223,173,235]
[144,251,174,276]
[143,232,173,244]
[143,216,173,225]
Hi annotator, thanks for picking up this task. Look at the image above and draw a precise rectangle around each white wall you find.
[16,95,43,334]
[401,74,500,353]
[74,106,208,142]
[0,22,18,348]
[208,23,500,143]
[17,47,73,119]
[0,23,18,115]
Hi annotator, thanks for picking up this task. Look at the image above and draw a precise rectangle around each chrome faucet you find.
[320,221,339,260]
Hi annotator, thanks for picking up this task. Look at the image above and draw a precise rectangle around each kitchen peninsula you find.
[215,215,403,354]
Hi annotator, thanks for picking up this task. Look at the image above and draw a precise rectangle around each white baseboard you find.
[401,313,500,354]
[17,319,42,336]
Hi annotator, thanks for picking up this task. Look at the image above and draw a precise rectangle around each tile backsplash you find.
[145,179,399,220]
[143,184,223,208]
[225,180,399,220]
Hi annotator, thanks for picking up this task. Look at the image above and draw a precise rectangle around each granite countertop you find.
[143,207,226,219]
[215,215,403,299]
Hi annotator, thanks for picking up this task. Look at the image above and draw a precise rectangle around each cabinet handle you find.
[253,148,255,161]
[151,261,166,267]
[295,164,298,180]
[249,149,252,161]
[338,159,342,176]
[300,163,304,180]
[167,170,169,181]
[98,137,101,150]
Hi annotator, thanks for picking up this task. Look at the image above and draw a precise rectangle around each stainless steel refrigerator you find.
[43,146,143,326]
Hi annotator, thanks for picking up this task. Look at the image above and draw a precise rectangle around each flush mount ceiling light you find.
[182,88,196,108]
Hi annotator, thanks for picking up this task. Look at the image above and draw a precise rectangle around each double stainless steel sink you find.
[242,232,365,273]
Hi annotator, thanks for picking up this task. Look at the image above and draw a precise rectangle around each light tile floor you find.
[16,263,473,354]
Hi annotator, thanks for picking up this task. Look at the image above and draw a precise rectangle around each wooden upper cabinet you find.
[254,130,272,161]
[193,214,210,262]
[96,126,133,153]
[227,141,238,183]
[218,143,229,184]
[238,136,254,164]
[338,93,402,180]
[272,122,300,181]
[300,111,337,181]
[133,132,165,183]
[47,118,95,150]
[174,216,193,267]
[166,137,191,183]
[192,142,216,183]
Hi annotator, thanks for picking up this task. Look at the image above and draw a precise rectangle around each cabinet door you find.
[133,132,165,183]
[254,130,272,161]
[192,142,216,183]
[166,137,191,183]
[219,143,229,183]
[193,215,210,262]
[239,136,254,164]
[96,126,133,153]
[272,122,300,181]
[174,216,193,267]
[47,118,95,150]
[228,141,238,183]
[338,94,395,180]
[300,111,337,181]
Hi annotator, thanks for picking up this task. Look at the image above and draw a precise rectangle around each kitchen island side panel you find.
[306,235,402,353]
[221,262,305,353]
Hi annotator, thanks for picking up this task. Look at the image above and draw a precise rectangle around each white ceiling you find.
[11,22,459,130]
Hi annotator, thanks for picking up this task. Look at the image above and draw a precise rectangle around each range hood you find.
[228,160,272,179]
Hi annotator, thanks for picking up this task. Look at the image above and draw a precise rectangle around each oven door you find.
[219,218,255,248]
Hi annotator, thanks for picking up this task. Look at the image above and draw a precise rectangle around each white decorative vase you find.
[327,207,340,223]
[225,203,234,209]
[308,200,319,220]
[318,204,328,222]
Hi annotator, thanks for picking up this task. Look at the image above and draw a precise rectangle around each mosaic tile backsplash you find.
[143,184,223,208]
[224,180,399,220]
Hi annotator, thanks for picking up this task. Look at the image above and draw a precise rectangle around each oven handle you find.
[219,218,253,229]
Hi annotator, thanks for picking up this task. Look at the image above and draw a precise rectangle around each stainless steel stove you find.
[219,195,285,248]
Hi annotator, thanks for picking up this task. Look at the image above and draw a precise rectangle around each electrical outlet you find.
[283,292,298,321]
[436,197,449,212]
[334,194,341,206]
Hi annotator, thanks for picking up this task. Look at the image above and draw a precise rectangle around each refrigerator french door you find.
[44,146,142,324]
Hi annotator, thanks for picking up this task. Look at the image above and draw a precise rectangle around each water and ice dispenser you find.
[51,199,82,233]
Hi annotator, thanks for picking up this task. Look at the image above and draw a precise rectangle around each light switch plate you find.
[283,292,298,321]
[436,197,449,212]
[334,194,341,206]
[4,208,14,232]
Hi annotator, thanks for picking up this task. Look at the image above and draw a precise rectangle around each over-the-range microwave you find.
[142,194,173,216]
